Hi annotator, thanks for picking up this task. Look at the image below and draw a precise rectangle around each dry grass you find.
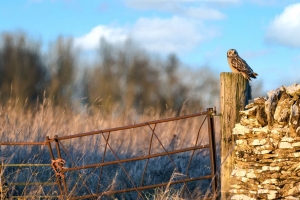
[0,99,219,199]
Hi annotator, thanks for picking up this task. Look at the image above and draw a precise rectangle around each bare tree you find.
[0,32,47,106]
[47,37,77,107]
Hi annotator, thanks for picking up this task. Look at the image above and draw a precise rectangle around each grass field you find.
[0,99,220,199]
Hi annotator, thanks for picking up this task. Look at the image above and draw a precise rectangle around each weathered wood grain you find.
[220,72,249,199]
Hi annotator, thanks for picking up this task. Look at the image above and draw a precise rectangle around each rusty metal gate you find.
[1,108,218,199]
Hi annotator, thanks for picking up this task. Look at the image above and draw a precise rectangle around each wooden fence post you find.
[220,72,250,199]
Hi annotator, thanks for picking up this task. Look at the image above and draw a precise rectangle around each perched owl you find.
[227,49,258,81]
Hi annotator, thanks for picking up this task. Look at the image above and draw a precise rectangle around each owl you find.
[227,49,258,81]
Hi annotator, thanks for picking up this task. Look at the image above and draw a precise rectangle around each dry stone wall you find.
[230,83,300,199]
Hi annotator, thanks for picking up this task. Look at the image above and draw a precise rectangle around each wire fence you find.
[0,108,219,199]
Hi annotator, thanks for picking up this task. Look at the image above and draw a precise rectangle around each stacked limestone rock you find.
[230,83,300,199]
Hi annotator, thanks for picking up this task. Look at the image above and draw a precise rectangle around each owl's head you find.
[227,49,238,58]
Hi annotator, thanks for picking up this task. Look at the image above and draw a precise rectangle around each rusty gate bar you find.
[96,132,110,193]
[0,108,219,199]
[57,140,97,196]
[62,144,210,172]
[186,115,207,177]
[0,142,46,145]
[52,111,208,141]
[46,136,64,200]
[207,108,218,199]
[50,108,216,199]
[0,138,62,199]
[2,164,50,167]
[69,175,213,200]
[54,135,69,199]
[140,125,155,187]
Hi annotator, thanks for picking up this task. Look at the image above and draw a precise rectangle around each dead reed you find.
[0,98,219,199]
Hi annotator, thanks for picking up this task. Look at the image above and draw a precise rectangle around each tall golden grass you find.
[0,98,219,199]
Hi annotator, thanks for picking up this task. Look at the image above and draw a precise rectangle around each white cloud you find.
[265,3,300,47]
[75,16,218,55]
[75,0,226,54]
[183,6,225,20]
[74,25,128,51]
[131,17,212,53]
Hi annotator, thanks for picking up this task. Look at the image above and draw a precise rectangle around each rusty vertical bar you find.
[207,108,217,199]
[185,115,207,177]
[54,135,68,199]
[96,132,110,193]
[140,124,155,187]
[46,136,64,200]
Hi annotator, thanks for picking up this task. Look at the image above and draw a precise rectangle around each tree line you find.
[0,32,220,115]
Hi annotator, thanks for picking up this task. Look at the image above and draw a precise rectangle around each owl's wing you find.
[231,57,254,73]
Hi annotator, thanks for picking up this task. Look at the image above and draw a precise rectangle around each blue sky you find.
[1,0,300,93]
